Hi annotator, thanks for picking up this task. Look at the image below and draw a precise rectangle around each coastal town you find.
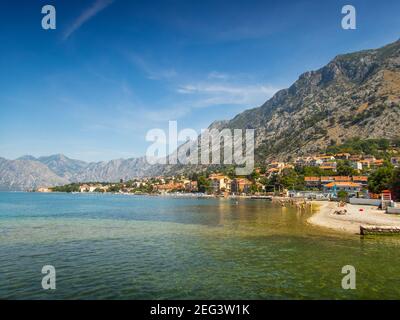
[36,140,400,236]
[38,139,400,204]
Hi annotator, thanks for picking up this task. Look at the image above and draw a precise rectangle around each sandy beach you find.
[308,201,400,234]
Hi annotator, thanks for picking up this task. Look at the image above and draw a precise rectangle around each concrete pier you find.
[360,225,400,235]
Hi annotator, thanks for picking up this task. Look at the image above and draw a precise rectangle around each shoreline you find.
[6,191,400,235]
[31,190,276,199]
[308,200,400,235]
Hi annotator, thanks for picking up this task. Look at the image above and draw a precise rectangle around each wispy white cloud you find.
[177,82,280,108]
[63,0,114,41]
[207,71,230,80]
[125,53,177,80]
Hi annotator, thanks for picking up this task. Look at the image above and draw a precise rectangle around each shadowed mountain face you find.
[1,40,400,190]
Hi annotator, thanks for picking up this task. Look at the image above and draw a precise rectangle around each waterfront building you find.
[209,174,232,193]
[352,176,368,187]
[304,177,320,188]
[323,182,362,193]
[231,178,252,194]
[335,153,351,160]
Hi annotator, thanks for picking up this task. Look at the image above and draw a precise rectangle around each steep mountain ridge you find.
[222,39,400,161]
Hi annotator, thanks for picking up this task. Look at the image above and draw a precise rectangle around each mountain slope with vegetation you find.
[221,39,400,162]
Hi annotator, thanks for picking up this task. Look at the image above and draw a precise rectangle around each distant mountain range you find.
[0,154,157,191]
[2,39,400,191]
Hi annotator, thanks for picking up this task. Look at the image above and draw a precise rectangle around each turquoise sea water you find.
[0,192,399,299]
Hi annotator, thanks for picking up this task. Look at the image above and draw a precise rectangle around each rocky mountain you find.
[159,40,400,174]
[36,154,89,180]
[222,39,400,162]
[1,40,400,190]
[0,154,159,191]
[17,155,38,161]
[72,157,157,183]
[0,157,69,191]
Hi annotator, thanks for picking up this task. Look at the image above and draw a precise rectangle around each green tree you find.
[108,185,121,193]
[337,190,348,201]
[326,138,393,159]
[377,138,390,151]
[278,168,304,190]
[368,166,393,194]
[51,183,80,193]
[249,184,259,194]
[336,160,356,176]
[393,137,400,148]
[249,170,260,182]
[390,168,400,201]
[197,176,212,193]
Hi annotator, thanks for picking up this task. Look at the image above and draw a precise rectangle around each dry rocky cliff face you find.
[222,39,400,162]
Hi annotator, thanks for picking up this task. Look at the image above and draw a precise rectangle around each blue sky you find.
[0,0,399,162]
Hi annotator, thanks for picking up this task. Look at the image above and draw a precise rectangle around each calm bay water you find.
[0,192,399,299]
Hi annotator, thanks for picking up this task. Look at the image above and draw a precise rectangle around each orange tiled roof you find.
[209,174,228,180]
[320,165,336,169]
[324,182,361,188]
[352,176,368,181]
[235,178,252,184]
[304,177,320,181]
[321,176,335,181]
[334,176,351,181]
[157,183,184,190]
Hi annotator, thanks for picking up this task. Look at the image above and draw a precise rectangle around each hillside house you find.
[391,157,400,167]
